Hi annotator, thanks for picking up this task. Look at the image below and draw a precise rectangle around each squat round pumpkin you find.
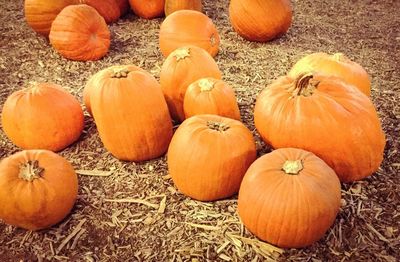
[238,148,341,248]
[168,114,257,201]
[254,73,386,182]
[129,0,165,19]
[164,0,202,16]
[1,82,84,152]
[0,150,78,231]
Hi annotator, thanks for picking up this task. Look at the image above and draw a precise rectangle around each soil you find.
[0,0,399,261]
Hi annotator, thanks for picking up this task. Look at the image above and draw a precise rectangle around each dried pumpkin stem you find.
[199,79,215,92]
[207,121,230,132]
[111,69,130,78]
[173,47,190,61]
[19,160,44,181]
[282,160,303,175]
[332,53,348,62]
[293,73,320,97]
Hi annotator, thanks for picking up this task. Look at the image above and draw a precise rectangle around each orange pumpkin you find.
[238,148,341,248]
[89,65,173,161]
[164,0,202,16]
[1,82,84,152]
[254,73,386,182]
[229,0,292,42]
[49,4,111,61]
[115,0,130,16]
[159,10,220,57]
[160,46,222,122]
[168,114,257,201]
[76,0,121,23]
[183,78,241,120]
[289,52,371,96]
[129,0,165,19]
[0,150,78,230]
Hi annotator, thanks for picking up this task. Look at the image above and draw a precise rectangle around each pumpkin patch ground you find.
[0,0,399,261]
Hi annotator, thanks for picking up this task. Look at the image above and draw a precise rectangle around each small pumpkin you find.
[76,0,121,23]
[89,65,173,161]
[1,82,84,152]
[159,10,220,57]
[168,114,256,201]
[238,148,341,248]
[164,0,202,16]
[49,4,111,61]
[183,78,241,120]
[288,52,371,96]
[129,0,165,19]
[0,150,78,230]
[254,73,386,182]
[160,46,222,122]
[229,0,292,42]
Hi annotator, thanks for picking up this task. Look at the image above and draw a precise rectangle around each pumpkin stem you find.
[111,68,130,78]
[332,53,348,62]
[282,160,303,175]
[293,73,320,97]
[173,47,190,61]
[199,79,215,92]
[210,33,216,46]
[19,160,44,182]
[207,121,230,132]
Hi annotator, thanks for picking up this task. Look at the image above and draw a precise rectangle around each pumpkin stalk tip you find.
[207,121,230,132]
[173,47,191,61]
[199,78,215,92]
[111,68,130,78]
[282,160,303,175]
[19,160,44,182]
[293,73,320,97]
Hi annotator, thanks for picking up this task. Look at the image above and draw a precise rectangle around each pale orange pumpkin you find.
[0,150,78,230]
[129,0,165,19]
[164,0,202,16]
[160,46,222,122]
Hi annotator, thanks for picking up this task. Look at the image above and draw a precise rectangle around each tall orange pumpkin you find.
[129,0,165,19]
[229,0,292,42]
[0,150,78,230]
[254,73,386,182]
[238,148,341,248]
[160,46,222,122]
[183,78,241,120]
[49,4,111,61]
[1,82,84,152]
[89,65,173,161]
[168,114,257,201]
[289,52,371,96]
[164,0,202,16]
[159,10,220,57]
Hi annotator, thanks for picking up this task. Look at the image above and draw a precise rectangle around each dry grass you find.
[0,0,399,261]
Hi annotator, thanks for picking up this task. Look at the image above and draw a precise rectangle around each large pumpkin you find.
[229,0,292,42]
[288,52,371,96]
[183,78,241,120]
[89,65,173,161]
[49,4,111,61]
[254,73,386,182]
[115,0,130,16]
[0,150,78,231]
[168,114,257,201]
[164,0,202,16]
[238,148,341,248]
[129,0,165,19]
[159,10,220,57]
[76,0,121,23]
[1,82,84,152]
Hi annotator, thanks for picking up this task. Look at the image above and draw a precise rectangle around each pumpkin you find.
[1,82,84,152]
[229,0,292,42]
[115,0,130,16]
[168,114,256,201]
[160,46,222,122]
[183,78,241,120]
[254,73,386,182]
[49,4,111,61]
[0,150,78,230]
[89,65,173,161]
[159,10,220,57]
[129,0,165,19]
[164,0,202,16]
[76,0,121,23]
[288,52,371,96]
[238,148,341,248]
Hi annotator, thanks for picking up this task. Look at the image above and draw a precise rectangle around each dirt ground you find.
[0,0,399,261]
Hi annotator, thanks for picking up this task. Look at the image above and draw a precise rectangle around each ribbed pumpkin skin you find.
[254,73,386,182]
[160,46,222,122]
[288,52,371,96]
[168,114,257,201]
[183,78,241,120]
[0,150,78,231]
[159,10,220,57]
[238,148,341,248]
[1,83,84,152]
[129,0,165,19]
[229,0,292,42]
[76,0,121,23]
[164,0,202,16]
[49,5,111,61]
[90,65,173,162]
